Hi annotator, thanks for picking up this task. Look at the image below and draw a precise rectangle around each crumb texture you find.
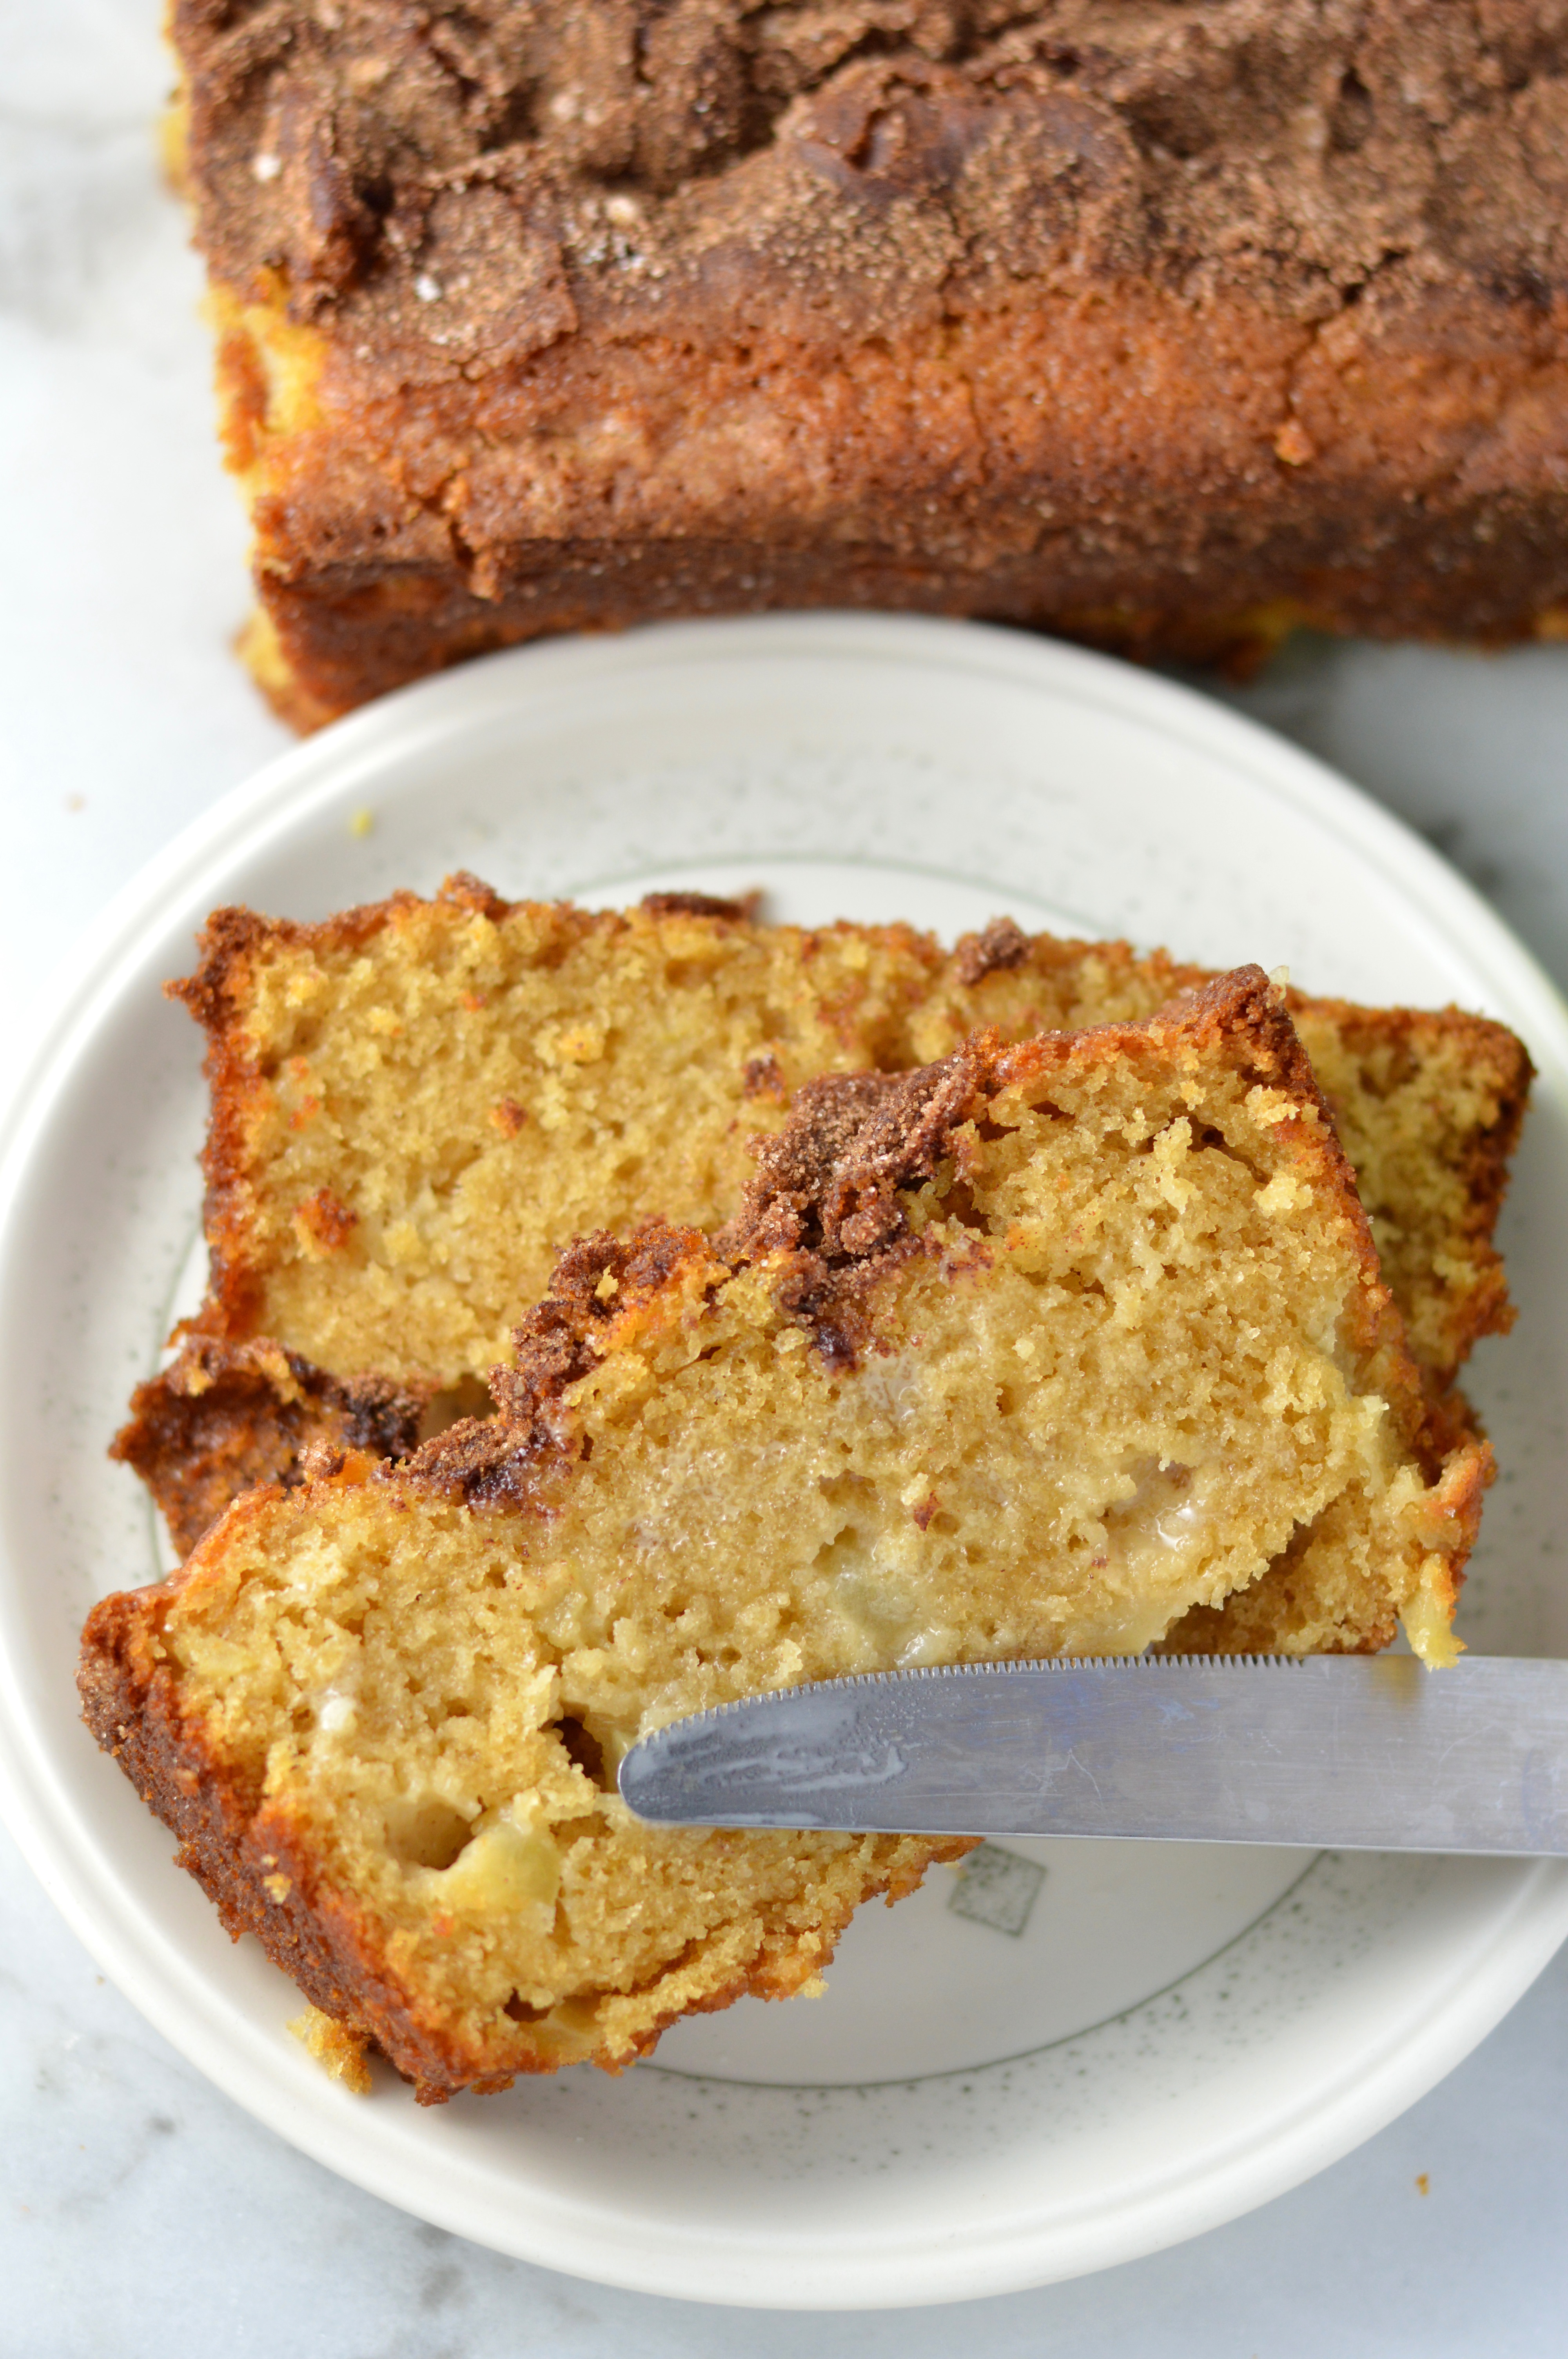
[289,2002,373,2093]
[83,974,1487,2098]
[177,883,942,1383]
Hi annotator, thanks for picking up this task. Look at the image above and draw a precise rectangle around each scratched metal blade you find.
[617,1656,1568,1854]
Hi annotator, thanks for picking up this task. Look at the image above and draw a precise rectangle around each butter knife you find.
[617,1656,1568,1854]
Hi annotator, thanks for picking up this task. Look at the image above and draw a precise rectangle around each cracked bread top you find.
[176,1,1568,377]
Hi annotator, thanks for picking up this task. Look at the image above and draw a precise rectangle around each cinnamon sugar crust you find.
[181,3,1568,339]
[171,2,1568,720]
[112,1336,426,1559]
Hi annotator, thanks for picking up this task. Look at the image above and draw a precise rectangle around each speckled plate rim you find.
[2,612,1567,2309]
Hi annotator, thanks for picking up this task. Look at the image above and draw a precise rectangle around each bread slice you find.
[82,974,1488,2098]
[154,879,1529,1394]
[907,923,1533,1394]
[169,880,940,1387]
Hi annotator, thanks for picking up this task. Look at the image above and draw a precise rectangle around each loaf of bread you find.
[82,974,1487,2096]
[169,1,1568,725]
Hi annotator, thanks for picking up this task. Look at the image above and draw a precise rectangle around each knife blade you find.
[616,1656,1568,1854]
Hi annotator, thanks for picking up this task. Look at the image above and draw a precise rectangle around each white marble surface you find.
[3,2,1568,2346]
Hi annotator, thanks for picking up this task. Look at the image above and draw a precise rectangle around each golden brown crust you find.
[638,890,762,923]
[111,1337,426,1559]
[78,1568,484,2100]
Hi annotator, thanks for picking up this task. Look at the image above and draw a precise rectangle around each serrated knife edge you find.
[617,1656,1568,1854]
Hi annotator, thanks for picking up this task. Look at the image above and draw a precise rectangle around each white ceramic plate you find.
[2,614,1567,2309]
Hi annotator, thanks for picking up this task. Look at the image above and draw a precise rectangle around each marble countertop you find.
[3,4,1567,2348]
